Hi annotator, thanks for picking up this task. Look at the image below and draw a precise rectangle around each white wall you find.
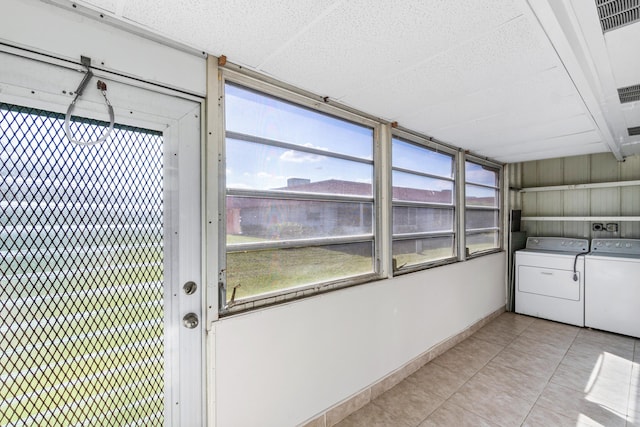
[0,0,205,96]
[214,253,506,427]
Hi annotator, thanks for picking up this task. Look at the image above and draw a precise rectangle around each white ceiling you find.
[63,0,640,163]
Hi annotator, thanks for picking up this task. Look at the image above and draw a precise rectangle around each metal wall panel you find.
[621,155,640,236]
[591,153,619,182]
[535,158,563,236]
[521,162,538,236]
[563,154,590,237]
[537,158,564,186]
[518,153,640,239]
[563,155,590,184]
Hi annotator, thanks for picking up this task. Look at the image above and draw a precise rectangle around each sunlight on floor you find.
[583,352,634,426]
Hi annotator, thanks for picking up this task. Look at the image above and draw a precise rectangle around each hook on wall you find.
[64,56,115,146]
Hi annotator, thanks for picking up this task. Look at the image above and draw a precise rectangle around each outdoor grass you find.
[1,248,165,426]
[226,245,373,301]
[227,239,499,302]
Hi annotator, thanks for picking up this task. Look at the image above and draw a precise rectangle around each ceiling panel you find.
[117,0,340,67]
[258,0,525,99]
[475,128,603,155]
[341,15,559,116]
[623,107,640,128]
[604,23,640,88]
[441,114,595,149]
[492,142,607,163]
[65,0,637,163]
[398,68,582,134]
[603,21,640,156]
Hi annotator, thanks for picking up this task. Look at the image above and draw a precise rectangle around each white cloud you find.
[280,150,324,163]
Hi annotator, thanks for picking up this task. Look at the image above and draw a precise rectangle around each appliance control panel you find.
[590,239,640,255]
[525,237,589,252]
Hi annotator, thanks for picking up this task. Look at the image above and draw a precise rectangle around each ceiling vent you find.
[618,84,640,103]
[628,126,640,136]
[597,0,640,32]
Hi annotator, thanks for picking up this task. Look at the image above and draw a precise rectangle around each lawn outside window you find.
[464,158,502,256]
[221,81,379,311]
[391,135,457,273]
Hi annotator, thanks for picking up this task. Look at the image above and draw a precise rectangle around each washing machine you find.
[515,237,589,326]
[585,238,640,338]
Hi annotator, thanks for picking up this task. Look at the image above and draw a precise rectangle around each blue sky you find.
[225,84,372,190]
[225,84,496,200]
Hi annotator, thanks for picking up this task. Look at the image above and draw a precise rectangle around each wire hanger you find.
[64,56,115,146]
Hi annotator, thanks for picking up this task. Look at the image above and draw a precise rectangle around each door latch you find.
[183,313,199,329]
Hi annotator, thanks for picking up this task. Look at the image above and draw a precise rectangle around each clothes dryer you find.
[515,237,589,326]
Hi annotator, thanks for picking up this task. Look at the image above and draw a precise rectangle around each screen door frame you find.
[0,50,205,426]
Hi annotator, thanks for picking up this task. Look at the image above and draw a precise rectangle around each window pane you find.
[465,184,498,207]
[225,84,373,160]
[465,161,498,186]
[227,197,372,243]
[466,231,500,253]
[465,209,499,230]
[226,138,372,195]
[392,171,453,203]
[224,83,377,306]
[392,236,455,268]
[392,206,453,234]
[392,138,453,178]
[226,242,374,301]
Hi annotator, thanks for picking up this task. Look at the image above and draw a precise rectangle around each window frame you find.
[463,155,503,258]
[219,70,382,314]
[390,131,459,275]
[215,67,506,316]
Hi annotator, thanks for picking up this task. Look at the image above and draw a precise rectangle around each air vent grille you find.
[618,84,640,103]
[628,126,640,136]
[597,0,640,32]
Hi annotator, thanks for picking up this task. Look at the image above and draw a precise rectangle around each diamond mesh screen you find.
[0,103,166,426]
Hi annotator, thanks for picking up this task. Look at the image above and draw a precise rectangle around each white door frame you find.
[0,48,205,426]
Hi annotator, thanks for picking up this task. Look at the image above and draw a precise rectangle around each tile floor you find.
[335,312,640,427]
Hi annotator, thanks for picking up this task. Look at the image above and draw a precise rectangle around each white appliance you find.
[515,237,589,326]
[585,238,640,338]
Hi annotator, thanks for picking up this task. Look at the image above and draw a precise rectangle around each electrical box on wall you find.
[606,223,619,232]
[592,222,619,232]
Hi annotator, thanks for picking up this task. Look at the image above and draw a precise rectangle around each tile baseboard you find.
[299,305,506,427]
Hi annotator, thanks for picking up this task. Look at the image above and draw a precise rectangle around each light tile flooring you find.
[335,312,640,427]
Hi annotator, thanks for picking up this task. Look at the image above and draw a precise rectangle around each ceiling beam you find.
[526,0,625,161]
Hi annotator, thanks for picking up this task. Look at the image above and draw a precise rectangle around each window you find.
[222,83,377,308]
[391,136,456,271]
[465,159,501,255]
